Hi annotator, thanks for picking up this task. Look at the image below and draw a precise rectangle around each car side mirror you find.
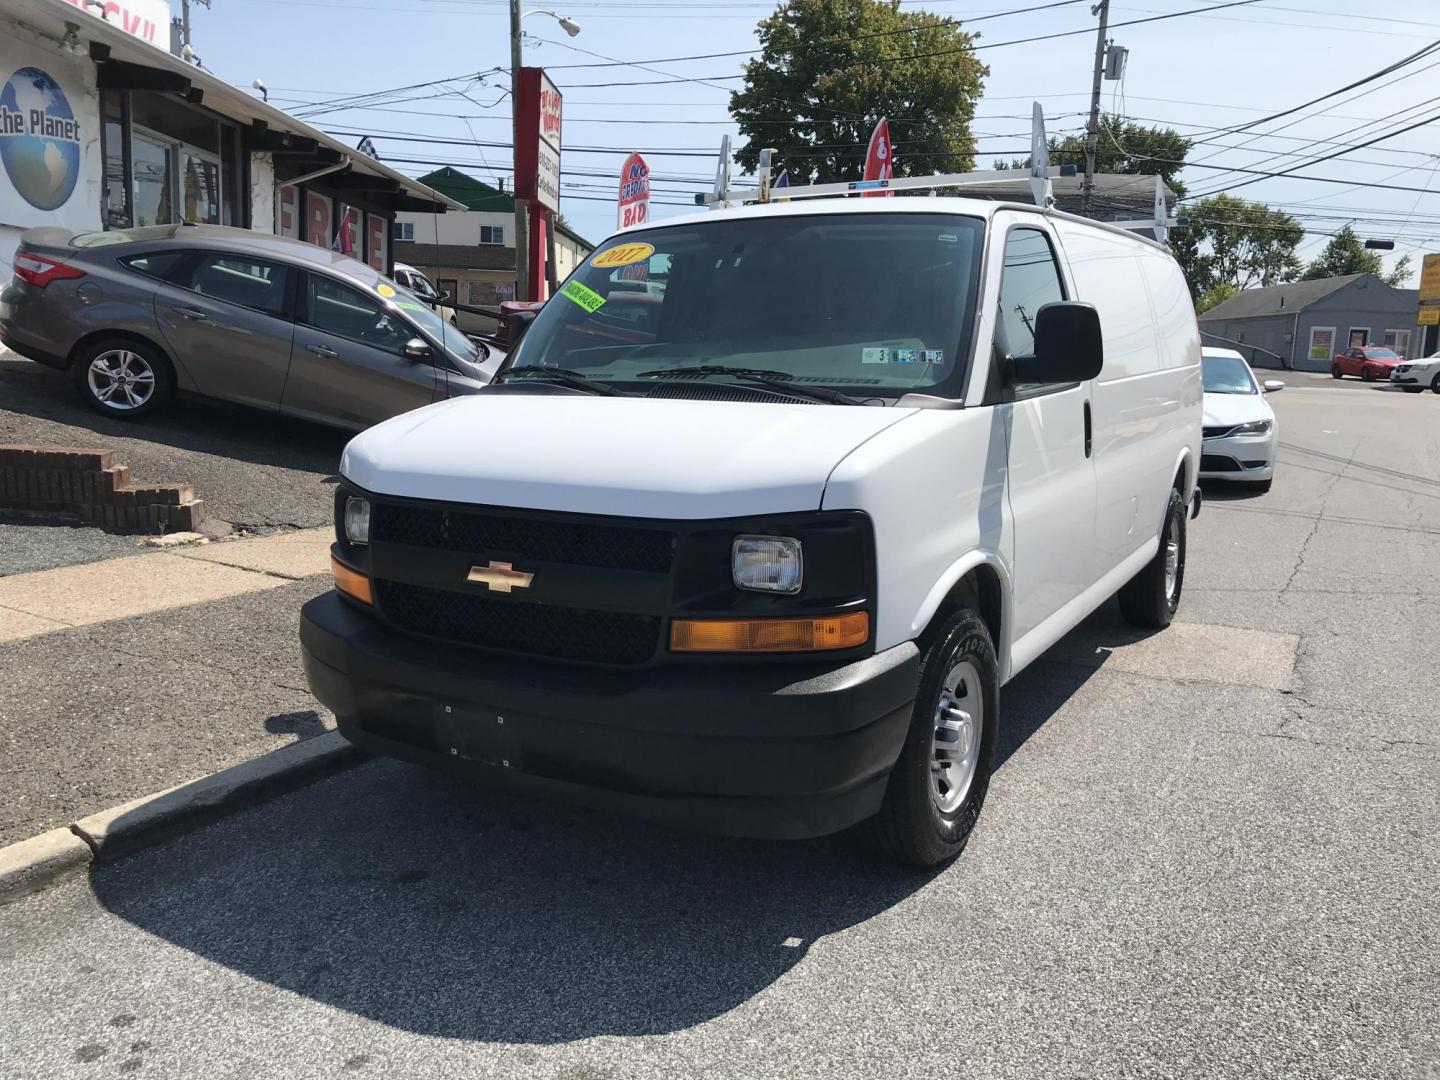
[437,291,451,304]
[1012,301,1104,385]
[402,337,432,362]
[1263,379,1284,393]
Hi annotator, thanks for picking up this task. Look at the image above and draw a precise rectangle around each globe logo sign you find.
[0,67,82,212]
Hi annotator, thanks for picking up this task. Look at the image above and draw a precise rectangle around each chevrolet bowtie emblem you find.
[467,560,534,593]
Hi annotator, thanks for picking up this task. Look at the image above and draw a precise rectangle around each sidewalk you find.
[0,529,336,846]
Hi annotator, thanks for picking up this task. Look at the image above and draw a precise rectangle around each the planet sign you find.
[0,67,82,212]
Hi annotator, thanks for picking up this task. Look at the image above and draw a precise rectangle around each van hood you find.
[341,393,916,518]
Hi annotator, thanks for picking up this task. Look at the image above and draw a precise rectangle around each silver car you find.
[0,224,500,430]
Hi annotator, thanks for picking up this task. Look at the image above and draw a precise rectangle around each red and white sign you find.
[277,185,299,238]
[515,67,562,213]
[617,152,650,230]
[305,191,332,248]
[61,0,171,47]
[366,213,388,271]
[862,118,893,197]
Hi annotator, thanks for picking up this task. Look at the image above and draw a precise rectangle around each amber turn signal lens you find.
[331,555,373,605]
[670,611,869,653]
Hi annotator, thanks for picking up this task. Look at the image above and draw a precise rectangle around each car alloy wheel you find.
[87,349,156,410]
[1432,373,1440,395]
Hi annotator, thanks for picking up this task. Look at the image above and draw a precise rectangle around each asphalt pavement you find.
[1,378,1437,1079]
[0,348,345,533]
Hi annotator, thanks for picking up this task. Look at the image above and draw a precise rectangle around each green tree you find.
[729,0,987,184]
[1195,281,1239,314]
[1301,225,1412,286]
[1170,194,1304,296]
[994,114,1193,198]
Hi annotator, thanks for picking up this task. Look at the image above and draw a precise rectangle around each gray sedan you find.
[0,224,499,430]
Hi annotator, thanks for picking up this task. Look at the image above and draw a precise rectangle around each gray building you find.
[1198,273,1424,372]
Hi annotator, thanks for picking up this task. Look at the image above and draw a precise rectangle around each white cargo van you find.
[301,198,1202,866]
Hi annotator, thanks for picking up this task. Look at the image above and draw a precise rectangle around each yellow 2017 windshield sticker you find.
[591,242,654,269]
[376,282,397,298]
[560,278,607,313]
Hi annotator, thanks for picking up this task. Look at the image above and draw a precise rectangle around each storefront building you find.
[1,0,459,280]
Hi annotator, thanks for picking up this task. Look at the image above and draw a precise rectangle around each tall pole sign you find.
[618,152,650,230]
[515,67,562,298]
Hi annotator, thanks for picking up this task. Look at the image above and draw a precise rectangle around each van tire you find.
[1118,488,1186,629]
[864,608,998,867]
[71,337,175,421]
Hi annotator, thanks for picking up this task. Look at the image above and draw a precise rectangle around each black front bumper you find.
[300,591,920,839]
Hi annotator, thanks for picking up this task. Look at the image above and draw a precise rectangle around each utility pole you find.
[510,0,530,302]
[180,0,209,49]
[1082,0,1110,215]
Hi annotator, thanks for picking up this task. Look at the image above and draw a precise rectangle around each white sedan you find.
[1200,348,1282,493]
[1392,353,1440,394]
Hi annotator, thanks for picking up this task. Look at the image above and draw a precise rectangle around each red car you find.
[1332,345,1404,381]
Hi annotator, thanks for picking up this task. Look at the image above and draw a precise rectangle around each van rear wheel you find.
[1118,488,1186,629]
[863,608,998,867]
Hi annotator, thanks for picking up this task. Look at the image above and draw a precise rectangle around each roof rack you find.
[698,102,1182,243]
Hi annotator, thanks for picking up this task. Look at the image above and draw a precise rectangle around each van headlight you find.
[732,535,803,594]
[1232,420,1272,436]
[344,496,371,545]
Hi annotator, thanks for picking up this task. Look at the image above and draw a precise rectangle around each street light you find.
[511,6,579,300]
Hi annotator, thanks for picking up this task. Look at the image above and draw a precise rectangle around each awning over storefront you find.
[4,0,465,213]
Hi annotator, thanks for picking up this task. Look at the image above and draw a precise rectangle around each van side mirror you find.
[1263,379,1284,393]
[402,338,432,362]
[507,309,539,347]
[1012,301,1104,385]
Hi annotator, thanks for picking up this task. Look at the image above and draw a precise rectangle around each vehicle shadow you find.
[86,642,1111,1044]
[0,354,349,474]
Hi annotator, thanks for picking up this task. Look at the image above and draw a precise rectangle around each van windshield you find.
[509,213,986,399]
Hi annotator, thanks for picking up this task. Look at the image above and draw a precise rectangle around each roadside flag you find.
[862,118,893,197]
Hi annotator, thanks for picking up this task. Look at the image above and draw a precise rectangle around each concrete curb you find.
[0,731,363,907]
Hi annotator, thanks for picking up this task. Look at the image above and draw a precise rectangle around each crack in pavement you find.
[1278,441,1359,598]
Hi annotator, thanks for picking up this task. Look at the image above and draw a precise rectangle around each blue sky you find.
[192,0,1438,281]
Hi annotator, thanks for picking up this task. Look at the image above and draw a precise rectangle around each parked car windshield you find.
[1202,354,1257,394]
[374,272,478,362]
[1363,347,1399,358]
[508,213,986,399]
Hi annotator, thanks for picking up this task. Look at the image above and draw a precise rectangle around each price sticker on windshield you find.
[560,279,607,313]
[376,282,397,298]
[591,242,654,269]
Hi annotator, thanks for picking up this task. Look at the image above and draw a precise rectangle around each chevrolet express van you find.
[300,199,1202,866]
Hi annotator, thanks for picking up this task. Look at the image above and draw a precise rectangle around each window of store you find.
[393,221,415,241]
[1383,329,1411,357]
[466,280,513,306]
[479,225,504,245]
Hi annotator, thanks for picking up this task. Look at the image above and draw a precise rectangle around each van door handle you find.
[1083,400,1093,458]
[176,307,208,321]
[306,343,339,358]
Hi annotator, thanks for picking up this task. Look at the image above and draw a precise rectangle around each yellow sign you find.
[1419,253,1440,302]
[1419,305,1440,326]
[377,282,397,298]
[591,242,654,269]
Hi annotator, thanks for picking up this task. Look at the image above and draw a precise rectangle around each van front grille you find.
[374,579,661,666]
[370,503,676,574]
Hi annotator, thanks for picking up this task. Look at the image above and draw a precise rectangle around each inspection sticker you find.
[560,279,607,313]
[923,349,945,365]
[893,348,918,364]
[592,242,654,269]
[861,347,889,364]
[376,282,397,298]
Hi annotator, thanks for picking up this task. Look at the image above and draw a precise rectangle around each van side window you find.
[996,227,1067,397]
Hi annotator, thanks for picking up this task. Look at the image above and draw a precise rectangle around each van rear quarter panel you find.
[1052,221,1201,575]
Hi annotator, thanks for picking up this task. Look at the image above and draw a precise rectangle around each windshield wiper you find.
[636,365,862,405]
[495,366,625,396]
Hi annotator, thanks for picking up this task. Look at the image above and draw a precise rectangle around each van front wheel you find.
[1119,488,1187,628]
[865,608,998,867]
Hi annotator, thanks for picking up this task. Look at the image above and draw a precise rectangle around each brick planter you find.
[0,445,205,535]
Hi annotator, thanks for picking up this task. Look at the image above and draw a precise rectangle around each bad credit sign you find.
[515,67,561,213]
[617,151,650,230]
